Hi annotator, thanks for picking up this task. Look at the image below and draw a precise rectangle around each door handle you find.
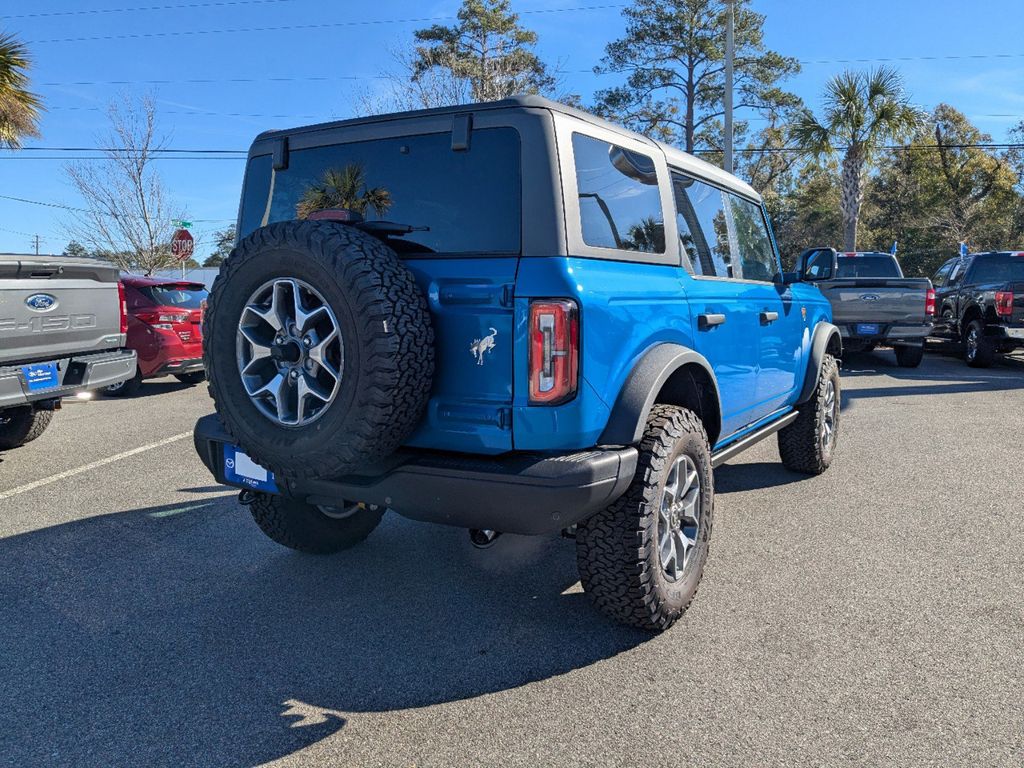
[760,311,779,324]
[698,313,726,329]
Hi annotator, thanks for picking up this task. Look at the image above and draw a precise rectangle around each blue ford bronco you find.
[194,96,842,630]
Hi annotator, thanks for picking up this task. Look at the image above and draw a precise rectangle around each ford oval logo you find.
[860,293,881,302]
[25,293,58,312]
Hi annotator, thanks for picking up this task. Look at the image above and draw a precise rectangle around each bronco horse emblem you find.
[470,327,498,366]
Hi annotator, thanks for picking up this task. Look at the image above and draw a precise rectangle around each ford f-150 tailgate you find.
[822,277,933,331]
[0,256,125,364]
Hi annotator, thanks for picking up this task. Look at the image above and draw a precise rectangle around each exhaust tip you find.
[469,529,501,549]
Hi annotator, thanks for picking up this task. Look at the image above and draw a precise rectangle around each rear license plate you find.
[21,361,59,392]
[856,323,881,336]
[223,445,278,493]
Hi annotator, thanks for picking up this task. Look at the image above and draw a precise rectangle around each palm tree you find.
[296,164,392,220]
[791,66,922,250]
[0,32,42,149]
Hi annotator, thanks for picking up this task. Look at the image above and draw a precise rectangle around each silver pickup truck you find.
[797,248,934,368]
[0,255,137,450]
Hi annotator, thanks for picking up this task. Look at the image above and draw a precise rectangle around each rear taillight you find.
[528,299,579,405]
[925,287,936,317]
[995,291,1014,317]
[117,282,128,335]
[138,310,190,330]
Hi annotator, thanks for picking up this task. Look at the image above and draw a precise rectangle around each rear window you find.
[138,285,208,309]
[239,128,521,255]
[968,254,1024,284]
[836,255,901,278]
[573,133,665,253]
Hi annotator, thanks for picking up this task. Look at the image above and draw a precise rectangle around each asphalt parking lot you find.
[1,348,1022,767]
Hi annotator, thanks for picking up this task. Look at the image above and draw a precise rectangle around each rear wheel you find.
[174,371,206,385]
[105,370,142,397]
[964,319,995,368]
[895,344,924,368]
[248,494,385,554]
[0,407,54,449]
[778,353,840,475]
[576,405,714,631]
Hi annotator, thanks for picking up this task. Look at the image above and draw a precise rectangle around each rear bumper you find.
[153,357,204,377]
[839,323,932,344]
[0,349,137,410]
[193,415,638,535]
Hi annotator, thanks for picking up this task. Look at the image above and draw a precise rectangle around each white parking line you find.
[0,431,193,501]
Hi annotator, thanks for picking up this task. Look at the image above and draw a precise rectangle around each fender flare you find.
[599,343,722,446]
[797,322,842,405]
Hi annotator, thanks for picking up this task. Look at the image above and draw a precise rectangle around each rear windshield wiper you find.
[355,220,430,237]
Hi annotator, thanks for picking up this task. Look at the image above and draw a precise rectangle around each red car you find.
[106,275,208,396]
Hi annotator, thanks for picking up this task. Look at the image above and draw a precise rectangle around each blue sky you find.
[2,0,1023,255]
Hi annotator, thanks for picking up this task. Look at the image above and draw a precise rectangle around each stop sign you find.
[171,229,194,262]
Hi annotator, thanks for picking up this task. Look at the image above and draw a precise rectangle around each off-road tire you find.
[963,319,995,368]
[0,407,54,449]
[249,494,385,554]
[576,405,714,631]
[895,344,924,368]
[778,353,840,475]
[174,371,206,385]
[104,370,143,397]
[204,220,434,481]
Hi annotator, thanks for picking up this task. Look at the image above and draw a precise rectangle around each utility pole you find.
[33,234,40,256]
[724,0,734,174]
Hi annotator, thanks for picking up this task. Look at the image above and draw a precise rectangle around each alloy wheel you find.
[658,453,701,581]
[236,278,344,427]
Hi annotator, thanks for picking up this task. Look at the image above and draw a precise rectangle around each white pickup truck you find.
[0,255,137,450]
[799,248,935,367]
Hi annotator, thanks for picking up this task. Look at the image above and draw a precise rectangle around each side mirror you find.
[797,247,839,282]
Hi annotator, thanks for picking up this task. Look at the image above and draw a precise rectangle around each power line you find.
[44,105,324,121]
[27,5,628,44]
[14,146,246,154]
[1,0,298,20]
[0,193,234,222]
[0,155,246,161]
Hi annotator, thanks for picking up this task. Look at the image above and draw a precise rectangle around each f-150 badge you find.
[470,327,497,366]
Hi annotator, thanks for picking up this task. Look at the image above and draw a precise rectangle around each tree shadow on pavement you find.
[0,498,651,766]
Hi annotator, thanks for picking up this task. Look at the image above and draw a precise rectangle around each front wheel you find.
[778,353,840,475]
[248,494,385,554]
[576,405,714,631]
[0,407,54,449]
[895,344,924,368]
[105,370,143,397]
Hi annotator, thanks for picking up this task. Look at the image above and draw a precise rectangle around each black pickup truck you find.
[931,251,1024,367]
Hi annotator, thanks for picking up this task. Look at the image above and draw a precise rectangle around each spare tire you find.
[204,220,434,481]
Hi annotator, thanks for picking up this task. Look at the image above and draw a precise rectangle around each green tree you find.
[594,0,799,154]
[865,105,1023,276]
[203,225,236,267]
[63,240,89,258]
[412,0,555,102]
[0,31,42,148]
[296,164,392,220]
[791,66,922,251]
[768,163,844,267]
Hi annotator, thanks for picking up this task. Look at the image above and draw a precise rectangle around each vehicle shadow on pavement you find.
[715,462,806,494]
[0,498,651,766]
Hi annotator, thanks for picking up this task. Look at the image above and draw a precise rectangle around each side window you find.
[948,258,971,286]
[572,133,665,253]
[672,171,777,280]
[672,173,733,276]
[727,194,778,282]
[932,261,954,288]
